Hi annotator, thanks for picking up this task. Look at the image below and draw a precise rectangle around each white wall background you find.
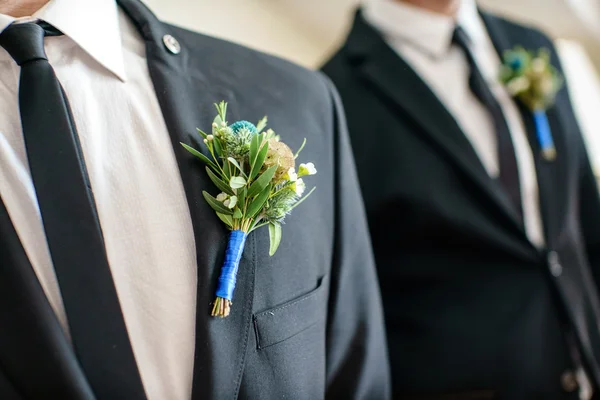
[143,0,600,172]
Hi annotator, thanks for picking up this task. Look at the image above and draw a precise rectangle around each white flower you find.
[506,76,530,95]
[291,178,306,196]
[266,129,278,140]
[298,162,317,177]
[216,192,228,202]
[207,134,214,141]
[283,167,298,182]
[538,77,555,96]
[223,195,237,209]
[203,139,208,144]
[531,57,546,74]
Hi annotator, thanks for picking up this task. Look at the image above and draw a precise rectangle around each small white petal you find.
[298,162,317,177]
[284,167,298,182]
[216,193,228,202]
[506,76,530,95]
[226,196,238,209]
[293,178,306,196]
[532,58,546,74]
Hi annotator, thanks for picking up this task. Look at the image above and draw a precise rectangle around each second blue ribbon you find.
[532,110,556,161]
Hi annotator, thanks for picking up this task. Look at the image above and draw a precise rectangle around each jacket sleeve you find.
[577,130,600,283]
[549,44,600,284]
[318,73,391,399]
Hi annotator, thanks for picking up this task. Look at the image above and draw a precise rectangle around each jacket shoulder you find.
[166,24,331,102]
[482,12,554,48]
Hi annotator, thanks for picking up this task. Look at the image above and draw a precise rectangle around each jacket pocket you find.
[253,275,329,350]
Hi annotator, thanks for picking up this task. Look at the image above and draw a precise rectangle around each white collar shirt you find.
[0,1,197,399]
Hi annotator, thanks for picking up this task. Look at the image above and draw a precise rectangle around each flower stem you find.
[208,146,228,180]
[211,296,232,317]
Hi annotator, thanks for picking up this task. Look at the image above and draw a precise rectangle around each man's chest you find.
[0,54,195,267]
[0,55,198,399]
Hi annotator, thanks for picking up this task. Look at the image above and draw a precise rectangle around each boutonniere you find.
[500,46,563,161]
[181,102,317,317]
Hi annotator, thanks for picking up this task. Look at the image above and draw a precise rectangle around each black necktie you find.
[0,23,145,399]
[452,26,523,222]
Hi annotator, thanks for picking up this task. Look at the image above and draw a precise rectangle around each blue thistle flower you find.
[508,54,525,71]
[230,120,257,136]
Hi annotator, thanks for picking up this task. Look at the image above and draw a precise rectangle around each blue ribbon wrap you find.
[533,110,556,160]
[215,230,248,301]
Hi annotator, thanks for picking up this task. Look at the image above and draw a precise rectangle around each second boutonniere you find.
[181,102,317,318]
[499,46,563,161]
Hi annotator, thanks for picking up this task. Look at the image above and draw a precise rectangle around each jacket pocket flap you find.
[253,275,328,349]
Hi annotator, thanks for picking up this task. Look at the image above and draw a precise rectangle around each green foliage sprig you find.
[181,102,317,256]
[499,47,563,111]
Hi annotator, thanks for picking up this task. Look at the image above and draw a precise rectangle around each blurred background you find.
[143,0,600,173]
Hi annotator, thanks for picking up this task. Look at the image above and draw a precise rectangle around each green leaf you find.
[233,208,243,219]
[256,116,268,134]
[230,176,247,189]
[250,138,269,181]
[202,191,233,215]
[222,159,230,178]
[216,101,228,122]
[206,167,234,195]
[249,221,269,232]
[213,114,223,128]
[294,138,307,159]
[216,212,233,228]
[249,133,260,168]
[237,187,247,210]
[213,136,223,157]
[247,165,277,198]
[268,223,282,256]
[196,128,208,139]
[247,184,271,218]
[227,157,246,176]
[181,143,219,171]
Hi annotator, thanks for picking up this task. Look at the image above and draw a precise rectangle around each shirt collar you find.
[0,0,126,81]
[363,0,487,58]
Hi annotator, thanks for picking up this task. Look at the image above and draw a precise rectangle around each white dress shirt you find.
[0,1,197,399]
[364,0,545,248]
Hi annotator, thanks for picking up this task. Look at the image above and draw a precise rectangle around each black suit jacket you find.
[0,1,390,399]
[323,11,600,400]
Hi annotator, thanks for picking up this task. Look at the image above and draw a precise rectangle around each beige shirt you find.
[364,0,545,248]
[0,1,197,399]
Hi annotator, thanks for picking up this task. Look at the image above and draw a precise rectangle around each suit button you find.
[561,370,579,392]
[548,251,563,277]
[162,34,181,54]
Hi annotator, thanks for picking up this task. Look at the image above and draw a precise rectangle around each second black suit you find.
[323,9,600,400]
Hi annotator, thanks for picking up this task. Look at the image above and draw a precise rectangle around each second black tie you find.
[0,23,146,399]
[453,26,524,222]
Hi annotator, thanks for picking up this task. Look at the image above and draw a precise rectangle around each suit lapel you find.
[481,12,569,246]
[117,1,257,399]
[0,197,94,400]
[347,13,525,237]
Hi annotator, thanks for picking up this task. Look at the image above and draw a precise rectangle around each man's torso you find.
[323,5,598,399]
